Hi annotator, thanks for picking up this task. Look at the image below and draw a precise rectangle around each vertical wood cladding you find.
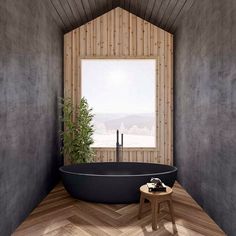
[64,8,173,165]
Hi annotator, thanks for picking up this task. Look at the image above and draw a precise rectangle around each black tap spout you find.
[116,130,123,162]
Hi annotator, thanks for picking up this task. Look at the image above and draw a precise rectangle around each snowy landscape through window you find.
[82,59,156,147]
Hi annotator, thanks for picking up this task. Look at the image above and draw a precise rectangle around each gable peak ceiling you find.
[47,0,195,34]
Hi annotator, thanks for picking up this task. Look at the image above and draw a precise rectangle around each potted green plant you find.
[60,97,94,163]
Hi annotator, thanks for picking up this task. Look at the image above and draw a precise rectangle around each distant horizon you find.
[82,59,156,147]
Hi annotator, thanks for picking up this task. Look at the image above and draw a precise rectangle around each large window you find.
[81,59,156,147]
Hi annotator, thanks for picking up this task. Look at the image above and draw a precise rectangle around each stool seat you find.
[138,184,175,230]
[140,185,173,196]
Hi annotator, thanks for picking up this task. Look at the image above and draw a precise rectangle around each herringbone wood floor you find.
[13,182,225,236]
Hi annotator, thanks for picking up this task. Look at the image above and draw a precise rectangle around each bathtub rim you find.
[59,162,177,178]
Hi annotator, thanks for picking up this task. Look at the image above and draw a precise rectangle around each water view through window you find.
[81,59,156,147]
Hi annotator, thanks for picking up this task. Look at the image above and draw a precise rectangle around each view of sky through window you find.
[82,59,156,147]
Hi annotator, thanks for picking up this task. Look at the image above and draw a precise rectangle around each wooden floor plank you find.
[62,223,92,236]
[15,206,75,230]
[13,182,226,236]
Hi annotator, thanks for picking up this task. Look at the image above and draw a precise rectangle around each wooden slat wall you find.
[64,7,173,165]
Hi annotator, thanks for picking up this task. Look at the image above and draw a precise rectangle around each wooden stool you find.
[138,184,175,230]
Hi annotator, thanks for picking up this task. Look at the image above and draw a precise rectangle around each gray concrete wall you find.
[0,1,63,235]
[174,0,236,235]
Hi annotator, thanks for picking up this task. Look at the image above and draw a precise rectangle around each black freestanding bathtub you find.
[60,162,177,203]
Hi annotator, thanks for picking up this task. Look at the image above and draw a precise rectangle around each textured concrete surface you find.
[174,0,236,235]
[0,1,63,235]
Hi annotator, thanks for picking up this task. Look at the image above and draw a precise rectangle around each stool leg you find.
[151,200,158,230]
[138,194,145,219]
[157,202,160,214]
[167,200,175,224]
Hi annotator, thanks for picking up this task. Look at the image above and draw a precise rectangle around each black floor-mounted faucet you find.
[116,130,123,162]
